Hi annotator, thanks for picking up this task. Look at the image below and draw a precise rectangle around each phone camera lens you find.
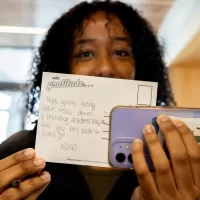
[115,153,125,163]
[128,154,133,164]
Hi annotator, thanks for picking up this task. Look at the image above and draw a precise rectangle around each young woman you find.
[0,1,199,200]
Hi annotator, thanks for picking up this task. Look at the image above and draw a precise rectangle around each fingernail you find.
[173,120,183,127]
[40,172,51,182]
[24,148,35,157]
[158,115,169,122]
[133,139,142,143]
[33,158,45,167]
[144,125,154,133]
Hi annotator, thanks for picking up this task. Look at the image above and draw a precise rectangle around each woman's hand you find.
[0,148,50,200]
[131,115,200,200]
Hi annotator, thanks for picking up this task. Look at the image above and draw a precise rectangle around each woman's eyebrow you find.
[75,39,95,45]
[111,36,131,43]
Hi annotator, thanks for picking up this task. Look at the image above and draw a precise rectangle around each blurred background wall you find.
[157,0,200,108]
[0,0,200,143]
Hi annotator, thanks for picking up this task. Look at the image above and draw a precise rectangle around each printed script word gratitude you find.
[46,78,93,91]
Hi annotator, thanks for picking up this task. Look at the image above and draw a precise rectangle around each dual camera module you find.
[115,152,133,164]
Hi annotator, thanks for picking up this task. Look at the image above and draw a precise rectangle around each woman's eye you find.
[76,52,93,58]
[114,50,130,57]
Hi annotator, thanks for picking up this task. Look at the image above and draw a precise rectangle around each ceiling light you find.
[0,25,47,35]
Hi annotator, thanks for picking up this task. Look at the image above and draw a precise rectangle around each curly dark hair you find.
[27,0,175,120]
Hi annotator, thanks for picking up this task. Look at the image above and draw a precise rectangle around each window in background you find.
[0,92,11,142]
[0,48,33,83]
[0,48,33,143]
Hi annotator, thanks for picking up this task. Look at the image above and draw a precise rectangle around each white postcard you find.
[35,72,158,167]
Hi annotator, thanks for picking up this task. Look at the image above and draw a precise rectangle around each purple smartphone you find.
[109,106,200,170]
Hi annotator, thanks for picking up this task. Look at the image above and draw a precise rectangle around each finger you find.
[24,180,50,200]
[173,120,200,187]
[0,157,45,193]
[143,124,177,196]
[0,172,51,200]
[0,148,35,171]
[157,115,193,193]
[131,187,145,200]
[132,139,159,200]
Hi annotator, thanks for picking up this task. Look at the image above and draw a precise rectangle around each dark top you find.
[0,128,139,200]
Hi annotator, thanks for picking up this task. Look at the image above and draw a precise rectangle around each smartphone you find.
[109,106,200,170]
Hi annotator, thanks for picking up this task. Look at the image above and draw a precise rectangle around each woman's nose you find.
[93,56,117,78]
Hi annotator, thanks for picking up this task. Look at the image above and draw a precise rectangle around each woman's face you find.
[71,11,135,79]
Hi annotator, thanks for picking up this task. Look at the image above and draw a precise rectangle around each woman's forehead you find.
[74,11,129,40]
